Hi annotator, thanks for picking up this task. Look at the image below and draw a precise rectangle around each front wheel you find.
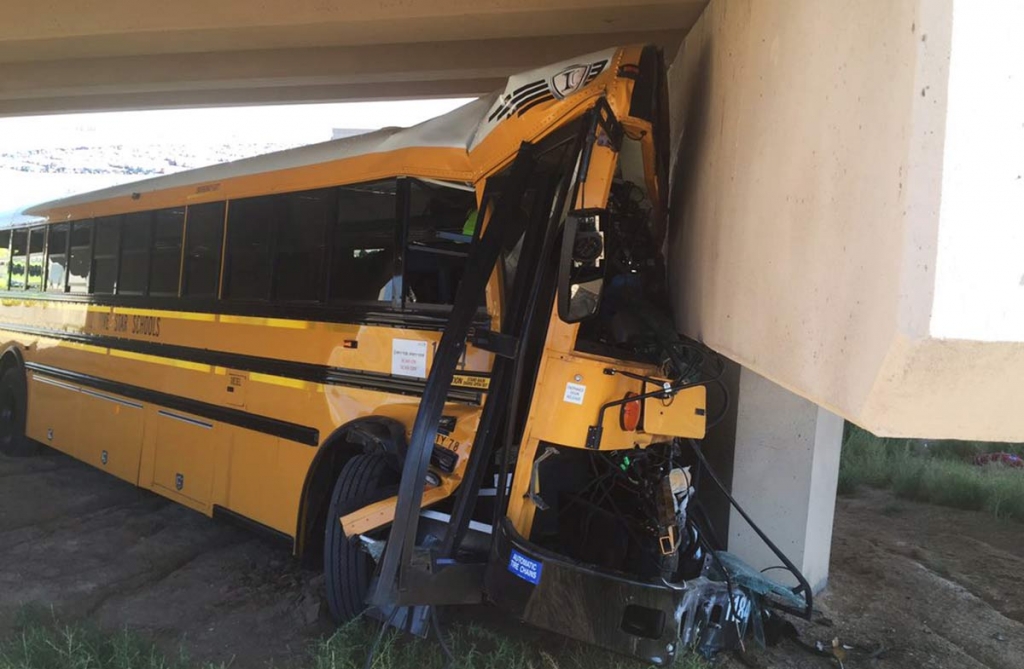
[323,454,399,622]
[0,367,37,457]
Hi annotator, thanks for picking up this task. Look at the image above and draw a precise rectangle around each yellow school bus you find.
[0,45,808,665]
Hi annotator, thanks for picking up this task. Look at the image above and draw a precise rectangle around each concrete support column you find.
[726,367,844,594]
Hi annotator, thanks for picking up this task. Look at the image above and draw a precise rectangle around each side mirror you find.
[558,209,607,323]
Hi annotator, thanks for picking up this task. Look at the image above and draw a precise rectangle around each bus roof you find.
[14,93,496,222]
[8,46,626,225]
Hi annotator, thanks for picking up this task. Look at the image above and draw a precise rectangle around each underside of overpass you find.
[1,0,704,115]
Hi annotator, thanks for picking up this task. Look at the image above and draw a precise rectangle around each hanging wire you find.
[363,607,403,669]
[429,606,456,669]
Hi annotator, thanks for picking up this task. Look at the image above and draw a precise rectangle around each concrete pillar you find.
[664,0,1024,442]
[726,366,844,593]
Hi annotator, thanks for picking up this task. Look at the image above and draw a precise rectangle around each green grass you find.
[310,618,706,669]
[0,611,709,669]
[838,424,1024,522]
[0,609,210,669]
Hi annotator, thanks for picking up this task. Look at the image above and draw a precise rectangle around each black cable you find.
[684,438,814,619]
[363,607,403,669]
[692,497,726,552]
[692,454,703,502]
[704,376,732,432]
[689,499,734,603]
[429,607,455,669]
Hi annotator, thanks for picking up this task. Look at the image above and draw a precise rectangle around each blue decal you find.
[508,549,543,585]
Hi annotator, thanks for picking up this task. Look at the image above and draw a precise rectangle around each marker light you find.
[620,392,642,432]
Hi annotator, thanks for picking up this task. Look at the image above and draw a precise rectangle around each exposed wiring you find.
[684,438,814,619]
[691,498,736,605]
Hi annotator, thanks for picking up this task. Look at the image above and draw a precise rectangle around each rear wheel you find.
[323,454,399,622]
[0,366,37,457]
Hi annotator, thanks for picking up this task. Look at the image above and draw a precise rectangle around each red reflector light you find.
[620,392,641,432]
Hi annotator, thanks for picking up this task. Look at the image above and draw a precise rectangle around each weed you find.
[0,614,709,669]
[0,610,219,669]
[839,424,1024,522]
[880,501,903,517]
[308,617,707,669]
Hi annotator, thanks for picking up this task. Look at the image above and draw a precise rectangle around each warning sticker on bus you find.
[451,374,490,390]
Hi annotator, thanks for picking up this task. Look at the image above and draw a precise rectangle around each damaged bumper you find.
[485,519,776,665]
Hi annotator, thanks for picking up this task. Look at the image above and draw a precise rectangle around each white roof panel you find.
[9,46,620,224]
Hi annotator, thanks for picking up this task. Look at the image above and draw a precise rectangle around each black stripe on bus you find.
[488,80,548,122]
[0,321,486,404]
[24,361,321,447]
[0,290,491,333]
[516,92,555,118]
[212,505,294,546]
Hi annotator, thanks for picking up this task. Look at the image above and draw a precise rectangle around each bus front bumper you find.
[484,520,753,666]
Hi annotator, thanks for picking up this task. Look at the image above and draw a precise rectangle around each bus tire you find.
[323,453,398,623]
[0,367,37,457]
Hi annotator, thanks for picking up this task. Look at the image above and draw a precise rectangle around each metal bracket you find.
[467,327,519,359]
[525,446,559,511]
[593,97,624,150]
[391,548,487,607]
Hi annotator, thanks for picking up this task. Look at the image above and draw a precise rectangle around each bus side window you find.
[0,230,10,290]
[224,195,274,301]
[46,223,69,292]
[67,220,93,294]
[273,188,333,302]
[92,216,122,295]
[404,180,476,306]
[149,208,185,297]
[10,229,28,290]
[119,211,153,296]
[329,181,398,303]
[182,202,225,298]
[27,227,45,291]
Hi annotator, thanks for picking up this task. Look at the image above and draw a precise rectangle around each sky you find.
[0,98,474,213]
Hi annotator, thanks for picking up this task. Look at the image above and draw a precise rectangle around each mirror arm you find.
[577,98,623,191]
[594,97,624,149]
[584,375,711,450]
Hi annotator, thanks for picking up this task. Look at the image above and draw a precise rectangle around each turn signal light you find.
[620,392,642,432]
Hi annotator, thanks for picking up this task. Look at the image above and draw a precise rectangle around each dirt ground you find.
[726,490,1024,669]
[0,451,330,666]
[1,450,1022,668]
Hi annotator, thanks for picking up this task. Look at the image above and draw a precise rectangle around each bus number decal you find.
[434,433,460,454]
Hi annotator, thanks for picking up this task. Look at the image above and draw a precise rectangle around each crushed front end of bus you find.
[347,45,812,666]
[488,501,809,661]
